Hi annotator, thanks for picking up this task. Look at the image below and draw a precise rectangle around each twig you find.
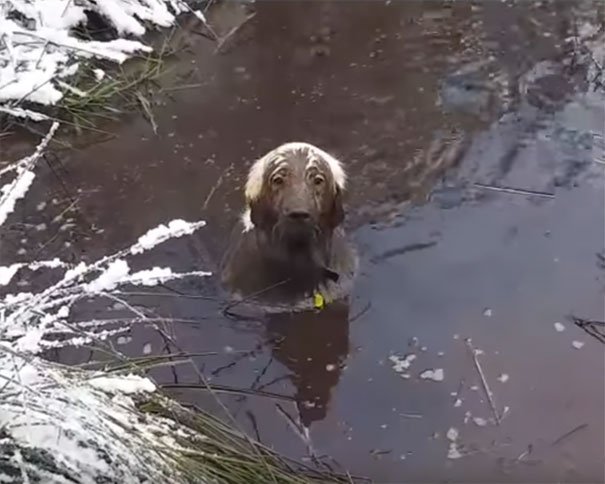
[250,356,273,391]
[136,91,158,135]
[256,374,290,392]
[181,1,220,40]
[571,316,605,344]
[203,0,216,13]
[473,183,555,199]
[465,339,501,425]
[222,278,291,315]
[245,410,263,444]
[43,152,95,231]
[115,288,219,301]
[516,444,533,462]
[160,83,203,92]
[572,316,605,326]
[399,412,423,419]
[348,300,371,323]
[551,423,588,447]
[161,382,295,402]
[214,13,257,54]
[202,163,231,210]
[275,402,316,458]
[211,344,263,378]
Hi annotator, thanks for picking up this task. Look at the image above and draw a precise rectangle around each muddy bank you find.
[2,1,604,482]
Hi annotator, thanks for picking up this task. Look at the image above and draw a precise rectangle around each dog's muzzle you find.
[280,211,316,247]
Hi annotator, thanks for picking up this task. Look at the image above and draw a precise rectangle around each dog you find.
[220,142,358,311]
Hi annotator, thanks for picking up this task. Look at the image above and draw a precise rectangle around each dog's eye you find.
[271,175,284,186]
[313,175,325,186]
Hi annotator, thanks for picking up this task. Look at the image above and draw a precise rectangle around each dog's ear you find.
[249,194,277,230]
[327,187,345,228]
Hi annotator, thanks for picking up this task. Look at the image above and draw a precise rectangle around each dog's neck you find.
[254,227,337,293]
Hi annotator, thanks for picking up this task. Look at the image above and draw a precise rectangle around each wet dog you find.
[220,142,357,310]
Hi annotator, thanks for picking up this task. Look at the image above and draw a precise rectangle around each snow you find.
[28,258,66,270]
[0,169,36,225]
[0,0,197,121]
[0,121,58,226]
[86,259,131,293]
[96,0,148,36]
[0,259,56,283]
[0,105,50,121]
[0,264,21,286]
[93,68,106,81]
[130,266,173,285]
[0,354,196,483]
[63,261,90,281]
[88,373,156,394]
[131,219,206,254]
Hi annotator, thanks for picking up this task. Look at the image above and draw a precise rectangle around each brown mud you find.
[1,1,604,482]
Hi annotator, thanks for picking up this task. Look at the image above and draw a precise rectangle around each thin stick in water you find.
[465,339,501,425]
[474,182,555,199]
[551,423,588,447]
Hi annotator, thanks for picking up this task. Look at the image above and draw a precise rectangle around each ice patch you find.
[117,335,132,345]
[554,321,566,332]
[472,417,488,427]
[446,427,463,459]
[389,353,416,373]
[419,368,444,382]
[446,427,459,441]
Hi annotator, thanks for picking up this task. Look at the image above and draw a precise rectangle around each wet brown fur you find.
[220,146,356,307]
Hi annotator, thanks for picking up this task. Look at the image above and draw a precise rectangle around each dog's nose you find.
[287,210,311,221]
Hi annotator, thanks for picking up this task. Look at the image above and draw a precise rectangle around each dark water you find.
[2,1,604,482]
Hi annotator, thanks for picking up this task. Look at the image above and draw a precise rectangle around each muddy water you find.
[2,1,604,482]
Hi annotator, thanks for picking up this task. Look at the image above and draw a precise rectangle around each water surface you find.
[2,1,604,481]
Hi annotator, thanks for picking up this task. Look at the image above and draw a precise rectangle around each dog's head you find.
[242,142,346,251]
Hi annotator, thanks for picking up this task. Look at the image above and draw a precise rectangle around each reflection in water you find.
[265,303,349,428]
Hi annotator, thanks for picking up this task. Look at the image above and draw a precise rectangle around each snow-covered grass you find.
[0,125,347,483]
[0,0,209,127]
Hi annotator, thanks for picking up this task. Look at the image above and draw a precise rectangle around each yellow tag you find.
[313,291,325,310]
